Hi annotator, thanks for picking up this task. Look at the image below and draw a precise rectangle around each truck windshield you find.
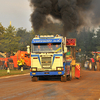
[32,43,61,53]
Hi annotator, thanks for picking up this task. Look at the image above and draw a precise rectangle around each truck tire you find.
[32,77,38,82]
[61,73,67,82]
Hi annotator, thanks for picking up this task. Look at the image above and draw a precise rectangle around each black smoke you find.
[91,0,100,26]
[30,0,100,36]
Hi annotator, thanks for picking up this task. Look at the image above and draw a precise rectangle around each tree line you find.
[0,23,35,54]
[0,23,100,57]
[67,27,100,57]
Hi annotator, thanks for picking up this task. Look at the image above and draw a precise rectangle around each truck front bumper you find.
[30,71,65,76]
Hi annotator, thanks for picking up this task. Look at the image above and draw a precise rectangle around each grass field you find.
[0,69,30,77]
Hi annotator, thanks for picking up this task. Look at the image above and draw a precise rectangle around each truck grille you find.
[41,57,51,69]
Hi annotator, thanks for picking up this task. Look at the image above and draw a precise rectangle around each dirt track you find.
[0,69,100,100]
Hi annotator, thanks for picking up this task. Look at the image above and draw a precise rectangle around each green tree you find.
[1,25,20,53]
[0,23,5,35]
[16,28,35,51]
[76,27,96,57]
[0,23,6,52]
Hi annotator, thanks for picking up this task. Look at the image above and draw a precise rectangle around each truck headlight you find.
[31,68,37,71]
[56,67,64,71]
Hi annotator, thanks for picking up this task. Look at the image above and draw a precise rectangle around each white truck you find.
[29,34,72,82]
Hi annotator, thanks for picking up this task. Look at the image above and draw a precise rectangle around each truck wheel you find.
[89,62,93,70]
[32,77,38,82]
[61,73,67,82]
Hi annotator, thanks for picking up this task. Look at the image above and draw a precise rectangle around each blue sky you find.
[0,0,32,31]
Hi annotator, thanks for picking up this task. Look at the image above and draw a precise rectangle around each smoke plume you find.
[30,0,100,36]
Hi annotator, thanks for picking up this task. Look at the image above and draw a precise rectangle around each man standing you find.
[17,58,24,70]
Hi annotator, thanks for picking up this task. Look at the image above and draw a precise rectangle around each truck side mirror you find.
[64,46,67,53]
[27,45,30,54]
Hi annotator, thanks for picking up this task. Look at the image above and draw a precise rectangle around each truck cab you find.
[30,34,68,82]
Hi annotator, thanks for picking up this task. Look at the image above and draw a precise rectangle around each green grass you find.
[0,69,30,77]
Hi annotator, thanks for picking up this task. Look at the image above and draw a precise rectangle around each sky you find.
[0,0,32,31]
[0,0,100,33]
